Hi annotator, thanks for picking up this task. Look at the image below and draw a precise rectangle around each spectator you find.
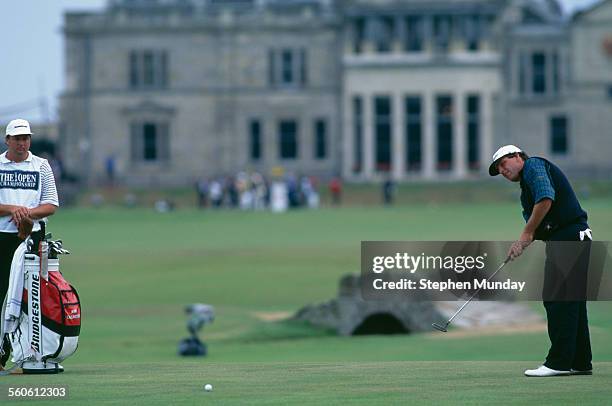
[105,155,116,185]
[196,178,209,208]
[226,176,239,208]
[382,178,395,206]
[209,179,223,208]
[329,177,342,206]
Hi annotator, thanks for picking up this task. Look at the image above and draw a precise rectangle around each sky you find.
[0,0,604,124]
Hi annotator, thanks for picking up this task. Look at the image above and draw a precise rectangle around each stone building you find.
[60,0,612,185]
[562,0,612,175]
[61,0,342,186]
[499,0,612,176]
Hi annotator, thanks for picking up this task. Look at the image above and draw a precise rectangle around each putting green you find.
[1,197,611,404]
[1,362,610,404]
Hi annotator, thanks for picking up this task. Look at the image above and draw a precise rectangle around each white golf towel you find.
[2,241,27,337]
[579,228,592,241]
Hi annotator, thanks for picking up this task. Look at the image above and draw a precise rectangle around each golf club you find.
[432,256,512,332]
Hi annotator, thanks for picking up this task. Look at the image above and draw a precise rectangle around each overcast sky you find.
[0,0,603,124]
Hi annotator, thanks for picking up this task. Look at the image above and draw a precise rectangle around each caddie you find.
[0,118,59,370]
[489,145,593,377]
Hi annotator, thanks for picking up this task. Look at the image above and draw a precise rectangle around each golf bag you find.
[178,336,207,356]
[8,239,81,374]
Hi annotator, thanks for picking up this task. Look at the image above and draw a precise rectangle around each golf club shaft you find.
[445,257,511,325]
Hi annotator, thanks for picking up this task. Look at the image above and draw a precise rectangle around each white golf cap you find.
[489,145,522,176]
[5,118,33,137]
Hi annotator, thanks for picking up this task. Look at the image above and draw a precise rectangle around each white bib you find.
[0,152,47,233]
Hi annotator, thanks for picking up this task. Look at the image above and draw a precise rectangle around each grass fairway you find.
[1,197,611,404]
[2,361,612,405]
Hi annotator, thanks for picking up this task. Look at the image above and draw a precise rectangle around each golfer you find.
[489,145,592,377]
[0,118,59,370]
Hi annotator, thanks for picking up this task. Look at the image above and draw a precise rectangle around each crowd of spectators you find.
[195,172,337,211]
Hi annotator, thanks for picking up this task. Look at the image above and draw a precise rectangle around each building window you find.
[463,15,481,51]
[523,8,544,24]
[130,122,170,162]
[129,50,168,89]
[281,50,294,84]
[405,96,422,171]
[433,15,452,53]
[279,120,298,159]
[269,48,307,87]
[404,16,424,52]
[314,119,327,160]
[608,85,612,100]
[436,95,453,171]
[467,95,480,170]
[249,119,262,161]
[353,17,366,54]
[353,96,363,173]
[374,96,392,172]
[532,52,547,94]
[550,116,568,154]
[371,17,394,53]
[517,50,562,98]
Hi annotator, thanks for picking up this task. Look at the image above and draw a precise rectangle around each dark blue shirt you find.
[520,158,556,222]
[519,157,587,240]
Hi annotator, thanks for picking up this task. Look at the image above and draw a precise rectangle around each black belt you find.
[537,217,588,241]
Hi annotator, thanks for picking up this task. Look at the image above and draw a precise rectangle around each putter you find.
[432,256,512,332]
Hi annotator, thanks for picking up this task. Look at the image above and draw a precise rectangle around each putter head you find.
[432,323,448,333]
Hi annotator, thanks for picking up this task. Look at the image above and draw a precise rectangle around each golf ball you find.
[204,384,213,392]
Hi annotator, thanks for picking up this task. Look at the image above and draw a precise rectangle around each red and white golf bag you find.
[9,240,81,374]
